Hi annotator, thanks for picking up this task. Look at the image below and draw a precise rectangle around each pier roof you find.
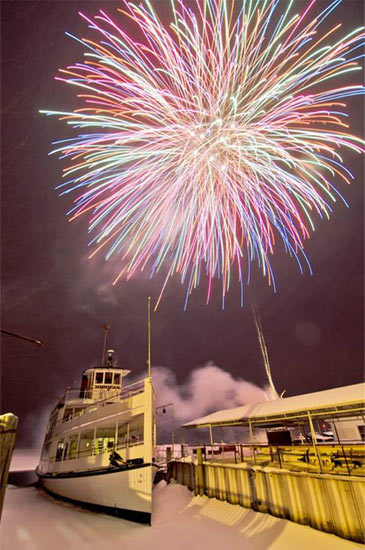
[183,383,365,429]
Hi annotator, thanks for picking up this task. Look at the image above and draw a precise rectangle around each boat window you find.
[67,435,79,459]
[79,429,94,457]
[41,442,51,460]
[79,374,88,398]
[114,373,121,385]
[104,372,113,384]
[95,426,115,454]
[45,411,58,439]
[117,415,144,447]
[129,414,144,444]
[95,372,104,384]
[63,408,74,422]
[117,423,128,446]
[55,440,65,461]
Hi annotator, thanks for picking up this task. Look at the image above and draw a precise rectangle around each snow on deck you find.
[183,383,365,428]
[1,450,361,550]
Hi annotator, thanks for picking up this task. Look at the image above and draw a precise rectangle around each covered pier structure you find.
[182,383,365,476]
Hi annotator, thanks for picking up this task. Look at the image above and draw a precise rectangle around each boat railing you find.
[50,437,145,463]
[52,380,146,426]
[58,379,145,406]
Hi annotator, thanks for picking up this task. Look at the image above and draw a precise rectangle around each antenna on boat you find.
[147,297,151,378]
[101,324,110,366]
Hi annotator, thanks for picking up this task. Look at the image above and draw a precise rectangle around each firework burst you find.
[42,0,364,307]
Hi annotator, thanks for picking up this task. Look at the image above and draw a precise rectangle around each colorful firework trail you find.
[42,0,364,308]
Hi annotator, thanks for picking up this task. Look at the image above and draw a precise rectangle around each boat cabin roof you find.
[83,367,131,377]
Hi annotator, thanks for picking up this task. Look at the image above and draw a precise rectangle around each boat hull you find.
[36,463,158,524]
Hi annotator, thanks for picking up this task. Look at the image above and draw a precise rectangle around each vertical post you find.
[0,414,18,519]
[333,418,341,445]
[196,447,204,496]
[277,447,282,469]
[92,425,97,456]
[249,419,256,464]
[76,431,81,459]
[147,296,151,378]
[332,420,351,475]
[126,422,130,460]
[308,411,323,473]
[171,403,175,458]
[209,424,213,446]
[115,418,118,451]
[143,377,154,464]
[101,324,109,366]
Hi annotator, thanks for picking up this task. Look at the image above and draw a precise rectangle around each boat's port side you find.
[38,383,150,475]
[37,461,158,524]
[39,483,152,524]
[37,376,157,521]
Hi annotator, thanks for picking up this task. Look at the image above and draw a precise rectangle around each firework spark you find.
[42,0,364,308]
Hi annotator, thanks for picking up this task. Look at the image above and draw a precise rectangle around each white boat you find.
[36,348,158,524]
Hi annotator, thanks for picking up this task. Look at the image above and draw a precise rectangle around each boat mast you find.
[147,296,151,378]
[101,324,110,366]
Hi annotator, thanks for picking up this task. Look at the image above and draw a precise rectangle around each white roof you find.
[83,368,131,376]
[183,383,365,428]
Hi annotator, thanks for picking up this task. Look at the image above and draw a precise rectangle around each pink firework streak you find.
[41,0,365,308]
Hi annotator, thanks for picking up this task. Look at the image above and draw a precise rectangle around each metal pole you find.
[308,411,323,473]
[333,419,351,475]
[171,403,175,458]
[249,419,256,464]
[115,418,118,451]
[1,328,43,347]
[209,425,213,446]
[147,297,151,378]
[76,431,81,459]
[101,324,109,366]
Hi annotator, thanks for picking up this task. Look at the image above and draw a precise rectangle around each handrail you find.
[61,386,144,421]
[58,380,145,406]
[47,439,145,464]
[43,382,146,442]
[166,442,365,477]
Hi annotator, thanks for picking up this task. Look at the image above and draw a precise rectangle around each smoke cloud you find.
[153,362,273,424]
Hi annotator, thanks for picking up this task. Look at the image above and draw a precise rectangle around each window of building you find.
[104,372,113,384]
[96,372,104,384]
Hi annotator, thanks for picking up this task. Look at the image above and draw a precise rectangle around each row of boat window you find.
[95,371,121,385]
[41,415,144,462]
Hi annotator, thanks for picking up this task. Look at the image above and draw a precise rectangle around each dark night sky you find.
[1,0,364,446]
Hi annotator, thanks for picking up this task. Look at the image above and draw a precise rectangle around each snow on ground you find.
[1,450,360,550]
